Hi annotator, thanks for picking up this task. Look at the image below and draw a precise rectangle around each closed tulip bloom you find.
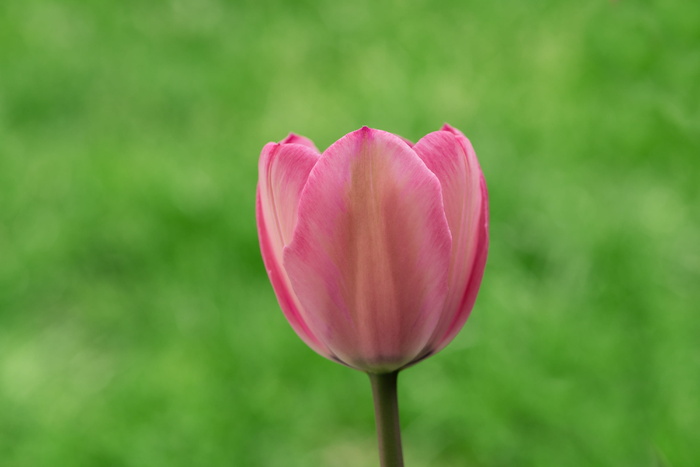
[256,125,488,374]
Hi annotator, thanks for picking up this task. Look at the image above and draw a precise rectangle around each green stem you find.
[368,371,404,467]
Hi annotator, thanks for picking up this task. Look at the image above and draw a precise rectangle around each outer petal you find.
[283,127,452,372]
[413,124,489,354]
[257,141,329,356]
[438,174,488,349]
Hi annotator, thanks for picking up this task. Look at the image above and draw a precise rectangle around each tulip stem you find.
[369,371,404,467]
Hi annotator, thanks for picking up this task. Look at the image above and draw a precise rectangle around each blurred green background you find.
[1,0,698,465]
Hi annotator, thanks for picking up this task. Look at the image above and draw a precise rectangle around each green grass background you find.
[1,0,698,465]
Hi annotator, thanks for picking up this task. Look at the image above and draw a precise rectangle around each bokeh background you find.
[1,0,698,465]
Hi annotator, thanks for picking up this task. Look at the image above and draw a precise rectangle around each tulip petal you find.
[283,127,452,372]
[439,174,488,349]
[257,141,330,355]
[281,133,321,153]
[413,125,488,354]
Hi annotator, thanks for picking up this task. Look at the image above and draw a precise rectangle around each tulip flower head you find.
[257,125,488,374]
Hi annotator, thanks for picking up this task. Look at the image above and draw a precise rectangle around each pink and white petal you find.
[283,127,452,372]
[436,174,489,350]
[256,193,329,355]
[257,142,330,356]
[258,142,320,248]
[281,133,321,153]
[413,126,487,352]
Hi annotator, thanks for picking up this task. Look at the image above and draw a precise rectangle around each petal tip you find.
[357,125,373,137]
[441,123,460,134]
[281,133,300,144]
[259,142,281,168]
[280,133,319,152]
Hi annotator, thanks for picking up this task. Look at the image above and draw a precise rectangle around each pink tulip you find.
[256,125,488,374]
